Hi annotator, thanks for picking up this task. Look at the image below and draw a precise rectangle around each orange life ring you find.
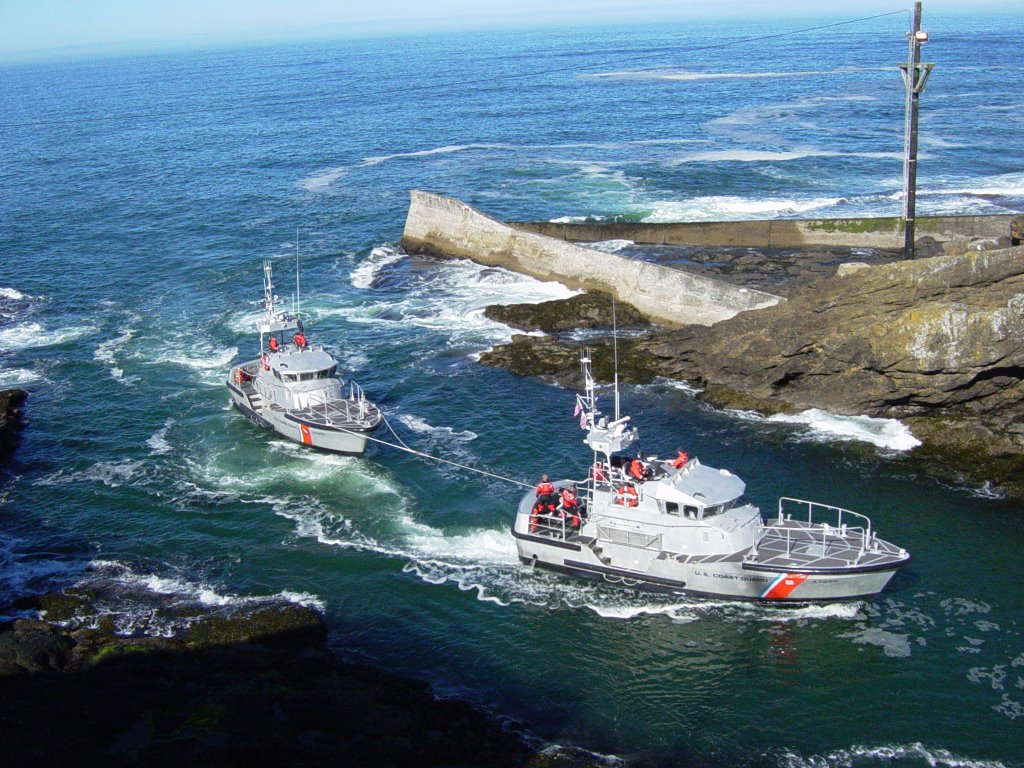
[616,485,638,507]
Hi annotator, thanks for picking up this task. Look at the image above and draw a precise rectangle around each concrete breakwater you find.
[400,190,783,326]
[512,213,1016,249]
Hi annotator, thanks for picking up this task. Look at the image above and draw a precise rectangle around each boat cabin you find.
[652,460,746,520]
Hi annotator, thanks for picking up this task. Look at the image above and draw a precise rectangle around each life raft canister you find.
[616,484,638,507]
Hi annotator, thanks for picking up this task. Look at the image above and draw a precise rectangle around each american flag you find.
[573,396,582,417]
[579,411,588,429]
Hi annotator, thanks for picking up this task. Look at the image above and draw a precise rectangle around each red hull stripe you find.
[300,424,313,445]
[761,572,809,600]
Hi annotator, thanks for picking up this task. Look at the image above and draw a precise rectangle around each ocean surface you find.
[2,11,1023,767]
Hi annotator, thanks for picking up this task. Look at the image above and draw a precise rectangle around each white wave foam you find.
[34,459,148,489]
[396,413,477,442]
[297,166,348,192]
[0,367,42,386]
[634,195,846,223]
[350,245,406,290]
[147,418,174,455]
[767,409,921,451]
[61,560,326,637]
[0,287,25,300]
[581,66,888,83]
[161,344,238,371]
[839,626,912,657]
[88,560,323,609]
[94,326,135,383]
[778,742,1010,768]
[0,321,95,351]
[341,257,579,349]
[361,143,512,167]
[587,239,634,253]
[651,377,703,396]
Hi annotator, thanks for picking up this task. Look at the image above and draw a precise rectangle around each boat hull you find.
[512,488,904,603]
[227,379,375,456]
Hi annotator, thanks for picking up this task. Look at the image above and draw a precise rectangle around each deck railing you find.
[755,497,875,562]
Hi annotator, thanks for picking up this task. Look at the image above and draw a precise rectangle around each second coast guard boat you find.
[227,261,382,455]
[512,350,910,602]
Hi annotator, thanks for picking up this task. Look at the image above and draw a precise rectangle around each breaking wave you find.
[766,409,921,451]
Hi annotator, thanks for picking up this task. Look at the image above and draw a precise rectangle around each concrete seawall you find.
[400,191,782,327]
[511,214,1016,249]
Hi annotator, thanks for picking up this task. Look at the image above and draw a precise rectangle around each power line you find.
[1,10,908,132]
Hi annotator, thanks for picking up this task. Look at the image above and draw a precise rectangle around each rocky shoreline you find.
[0,389,609,768]
[1,593,537,767]
[479,241,1024,498]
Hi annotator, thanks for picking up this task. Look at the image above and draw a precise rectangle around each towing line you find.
[337,413,536,491]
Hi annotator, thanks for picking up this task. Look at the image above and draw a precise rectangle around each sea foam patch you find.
[0,367,43,387]
[766,409,921,451]
[776,742,1010,768]
[0,321,96,351]
[350,245,406,290]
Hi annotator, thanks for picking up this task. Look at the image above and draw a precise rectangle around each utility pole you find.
[899,2,934,259]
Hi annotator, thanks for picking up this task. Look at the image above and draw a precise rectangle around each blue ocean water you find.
[2,11,1023,767]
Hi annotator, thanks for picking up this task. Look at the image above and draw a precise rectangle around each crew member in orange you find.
[293,332,307,349]
[671,449,689,469]
[629,457,646,481]
[535,474,555,498]
[268,336,279,352]
[560,484,581,528]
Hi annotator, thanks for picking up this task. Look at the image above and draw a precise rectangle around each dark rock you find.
[0,597,538,767]
[0,619,75,674]
[182,603,327,649]
[484,291,648,333]
[0,388,27,458]
[1011,215,1024,246]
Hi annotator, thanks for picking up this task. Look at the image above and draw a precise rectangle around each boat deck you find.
[747,520,908,571]
[282,399,382,431]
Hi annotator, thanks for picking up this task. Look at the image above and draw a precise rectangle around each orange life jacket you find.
[536,481,555,497]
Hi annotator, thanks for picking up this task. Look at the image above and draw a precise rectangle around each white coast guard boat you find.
[512,350,910,602]
[227,261,381,455]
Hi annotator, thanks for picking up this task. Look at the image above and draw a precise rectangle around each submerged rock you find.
[481,246,1024,497]
[0,388,27,458]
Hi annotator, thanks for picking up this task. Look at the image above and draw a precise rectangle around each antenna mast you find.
[295,229,301,318]
[612,297,620,421]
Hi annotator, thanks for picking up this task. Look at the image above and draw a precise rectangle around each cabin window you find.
[284,373,298,382]
[663,501,680,516]
[273,370,282,381]
[683,505,699,519]
[704,505,721,518]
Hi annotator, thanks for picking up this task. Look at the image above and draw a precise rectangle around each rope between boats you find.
[343,413,535,490]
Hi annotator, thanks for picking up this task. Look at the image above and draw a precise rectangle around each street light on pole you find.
[899,2,934,259]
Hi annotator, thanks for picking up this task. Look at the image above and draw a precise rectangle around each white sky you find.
[1,0,1022,61]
